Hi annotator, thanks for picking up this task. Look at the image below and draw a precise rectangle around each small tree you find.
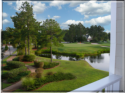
[5,45,8,51]
[42,19,64,62]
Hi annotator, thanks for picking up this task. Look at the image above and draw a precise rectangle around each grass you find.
[2,83,12,89]
[30,56,109,92]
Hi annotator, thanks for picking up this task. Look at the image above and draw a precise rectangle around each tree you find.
[42,19,64,62]
[11,1,41,55]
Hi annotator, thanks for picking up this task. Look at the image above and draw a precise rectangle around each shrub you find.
[34,60,39,68]
[23,55,35,62]
[2,72,8,79]
[7,71,30,83]
[22,77,35,90]
[28,73,37,78]
[8,66,27,78]
[45,72,54,76]
[34,61,44,68]
[5,45,8,51]
[39,62,44,68]
[6,61,25,68]
[36,73,42,78]
[12,57,19,61]
[23,72,75,91]
[43,62,59,69]
[35,68,44,73]
[19,55,24,61]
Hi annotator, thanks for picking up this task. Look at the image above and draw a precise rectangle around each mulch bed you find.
[2,64,6,67]
[22,61,34,64]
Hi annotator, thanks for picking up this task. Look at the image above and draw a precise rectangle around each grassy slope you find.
[2,83,12,89]
[33,56,109,92]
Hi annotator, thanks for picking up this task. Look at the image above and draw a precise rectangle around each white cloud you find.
[85,15,111,26]
[14,0,31,11]
[61,20,84,29]
[7,2,13,5]
[105,30,110,33]
[52,16,60,20]
[49,1,86,9]
[2,19,10,24]
[33,2,47,14]
[2,12,8,18]
[75,1,111,19]
[48,15,50,18]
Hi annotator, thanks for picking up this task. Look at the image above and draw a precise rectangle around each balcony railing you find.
[68,74,122,92]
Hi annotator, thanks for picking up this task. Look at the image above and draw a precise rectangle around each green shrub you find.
[5,45,8,51]
[36,73,42,78]
[22,77,35,90]
[28,73,37,78]
[6,61,25,68]
[34,60,39,68]
[23,72,75,91]
[39,62,44,68]
[7,71,30,83]
[8,66,27,78]
[12,57,19,61]
[2,72,8,79]
[23,55,35,62]
[43,62,59,69]
[45,72,54,76]
[35,68,44,73]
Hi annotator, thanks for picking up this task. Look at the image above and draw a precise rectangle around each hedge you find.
[6,61,25,68]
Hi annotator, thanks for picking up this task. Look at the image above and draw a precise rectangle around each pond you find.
[38,53,110,72]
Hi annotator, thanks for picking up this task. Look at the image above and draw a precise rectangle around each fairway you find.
[52,43,110,54]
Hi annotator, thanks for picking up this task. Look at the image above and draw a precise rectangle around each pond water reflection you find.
[38,53,110,72]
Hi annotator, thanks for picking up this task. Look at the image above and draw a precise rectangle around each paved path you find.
[2,81,22,92]
[6,56,17,62]
[91,43,99,45]
[25,65,36,73]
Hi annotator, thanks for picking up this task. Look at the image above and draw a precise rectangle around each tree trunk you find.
[28,35,30,55]
[25,39,27,55]
[50,46,52,62]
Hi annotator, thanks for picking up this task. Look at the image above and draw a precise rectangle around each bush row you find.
[7,71,30,83]
[7,61,25,68]
[22,72,75,90]
[43,62,59,69]
[8,66,27,78]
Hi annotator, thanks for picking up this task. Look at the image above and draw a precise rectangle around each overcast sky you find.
[2,1,111,33]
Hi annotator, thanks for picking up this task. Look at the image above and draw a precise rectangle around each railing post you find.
[112,80,120,92]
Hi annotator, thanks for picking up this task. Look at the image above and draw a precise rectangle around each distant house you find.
[83,34,92,42]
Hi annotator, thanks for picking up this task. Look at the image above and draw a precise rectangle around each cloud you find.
[61,20,84,29]
[48,15,50,18]
[75,1,111,19]
[85,15,111,26]
[49,1,86,9]
[7,2,13,5]
[52,16,60,20]
[14,0,31,11]
[32,2,47,14]
[105,30,110,33]
[2,12,8,18]
[3,19,10,24]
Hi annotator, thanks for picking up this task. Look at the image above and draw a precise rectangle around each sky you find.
[2,0,111,33]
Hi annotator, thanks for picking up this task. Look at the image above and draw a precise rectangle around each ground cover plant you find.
[22,72,75,91]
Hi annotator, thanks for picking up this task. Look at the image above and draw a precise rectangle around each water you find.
[38,53,110,72]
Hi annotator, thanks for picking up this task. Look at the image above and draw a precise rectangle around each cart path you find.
[6,56,17,62]
[25,65,36,73]
[2,81,22,92]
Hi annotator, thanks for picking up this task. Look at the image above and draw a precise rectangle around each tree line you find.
[63,23,110,43]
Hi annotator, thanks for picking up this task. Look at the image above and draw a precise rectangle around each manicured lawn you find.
[51,43,110,54]
[31,56,109,92]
